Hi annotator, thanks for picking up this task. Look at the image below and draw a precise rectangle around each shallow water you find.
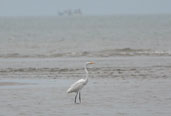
[0,56,170,116]
[0,15,171,115]
[0,78,171,116]
[0,57,171,79]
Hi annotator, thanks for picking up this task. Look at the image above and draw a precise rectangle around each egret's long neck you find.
[84,64,89,80]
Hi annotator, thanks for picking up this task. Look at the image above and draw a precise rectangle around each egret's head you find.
[86,61,95,65]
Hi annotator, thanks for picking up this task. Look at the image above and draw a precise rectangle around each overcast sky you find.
[0,0,171,16]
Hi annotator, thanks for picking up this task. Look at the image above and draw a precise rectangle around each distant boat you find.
[58,9,82,16]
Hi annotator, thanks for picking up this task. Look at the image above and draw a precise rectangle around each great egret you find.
[67,61,95,103]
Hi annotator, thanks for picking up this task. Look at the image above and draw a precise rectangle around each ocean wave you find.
[0,66,169,79]
[0,48,171,58]
[96,48,171,57]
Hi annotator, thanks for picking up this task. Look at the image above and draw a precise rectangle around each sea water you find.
[0,15,171,79]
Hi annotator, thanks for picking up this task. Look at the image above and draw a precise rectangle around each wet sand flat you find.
[0,82,28,86]
[0,78,171,116]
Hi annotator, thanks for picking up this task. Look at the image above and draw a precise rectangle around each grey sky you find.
[0,0,171,16]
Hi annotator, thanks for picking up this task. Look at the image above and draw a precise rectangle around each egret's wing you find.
[67,79,86,93]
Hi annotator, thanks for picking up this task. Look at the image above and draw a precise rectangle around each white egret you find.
[67,61,95,103]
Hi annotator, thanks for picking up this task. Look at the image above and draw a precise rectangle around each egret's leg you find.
[79,92,81,103]
[75,92,78,103]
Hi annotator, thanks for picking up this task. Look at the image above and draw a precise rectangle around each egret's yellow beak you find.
[89,62,95,64]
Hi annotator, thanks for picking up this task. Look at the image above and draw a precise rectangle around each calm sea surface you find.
[0,15,171,79]
[0,15,171,116]
[0,15,171,58]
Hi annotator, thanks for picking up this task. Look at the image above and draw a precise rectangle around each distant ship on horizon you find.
[58,9,82,16]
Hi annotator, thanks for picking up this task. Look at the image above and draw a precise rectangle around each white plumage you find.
[67,79,87,93]
[67,62,94,103]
